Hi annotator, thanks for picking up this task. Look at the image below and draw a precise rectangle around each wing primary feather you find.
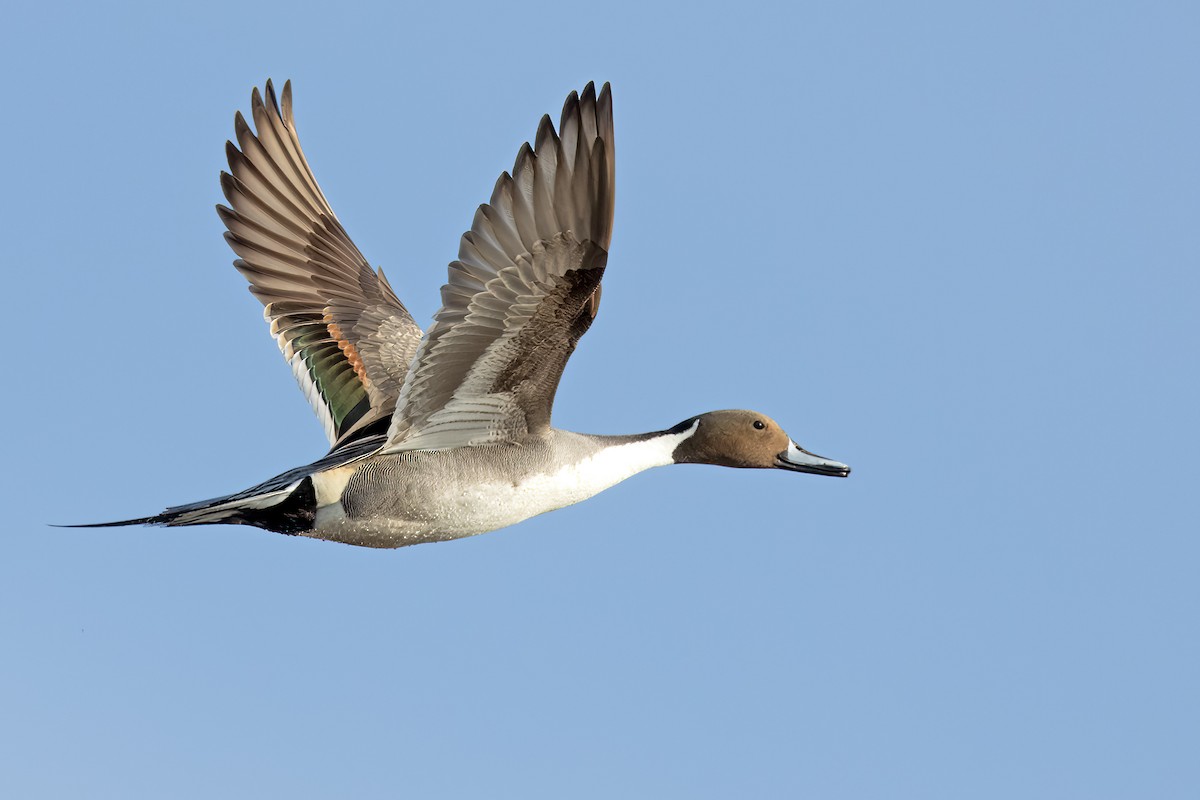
[250,86,322,216]
[510,144,539,249]
[578,82,598,146]
[559,90,580,167]
[551,137,578,239]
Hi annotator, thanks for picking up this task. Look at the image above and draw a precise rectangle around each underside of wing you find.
[218,80,423,449]
[385,82,615,452]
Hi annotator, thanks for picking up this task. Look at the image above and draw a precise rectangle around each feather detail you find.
[219,80,424,448]
[385,83,614,452]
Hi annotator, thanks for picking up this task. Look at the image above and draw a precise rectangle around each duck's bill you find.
[776,441,851,477]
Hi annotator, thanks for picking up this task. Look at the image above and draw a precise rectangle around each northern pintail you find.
[81,80,849,548]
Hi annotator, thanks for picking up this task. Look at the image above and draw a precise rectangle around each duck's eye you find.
[753,420,766,430]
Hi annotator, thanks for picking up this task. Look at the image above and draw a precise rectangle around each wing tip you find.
[281,79,294,124]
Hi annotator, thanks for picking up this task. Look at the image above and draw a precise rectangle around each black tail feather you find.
[60,476,317,535]
[62,433,383,536]
[53,516,165,528]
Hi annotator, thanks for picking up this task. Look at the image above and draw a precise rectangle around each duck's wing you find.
[218,80,423,450]
[383,82,614,452]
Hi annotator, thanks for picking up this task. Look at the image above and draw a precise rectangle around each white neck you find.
[563,421,700,494]
[492,422,701,527]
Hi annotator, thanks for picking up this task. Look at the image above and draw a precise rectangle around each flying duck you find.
[80,80,849,548]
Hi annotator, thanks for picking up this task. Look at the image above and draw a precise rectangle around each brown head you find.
[670,410,850,477]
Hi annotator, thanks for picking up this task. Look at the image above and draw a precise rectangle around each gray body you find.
[313,430,669,547]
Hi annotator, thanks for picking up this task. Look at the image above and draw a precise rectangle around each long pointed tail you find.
[63,477,316,535]
[65,432,385,536]
[58,515,163,528]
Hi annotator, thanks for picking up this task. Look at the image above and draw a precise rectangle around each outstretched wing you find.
[384,82,614,452]
[218,79,423,449]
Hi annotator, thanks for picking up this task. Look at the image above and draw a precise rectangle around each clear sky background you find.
[3,1,1197,797]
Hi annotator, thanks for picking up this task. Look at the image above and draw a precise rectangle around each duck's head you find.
[670,410,850,477]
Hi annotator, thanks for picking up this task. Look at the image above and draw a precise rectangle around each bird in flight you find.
[80,80,849,548]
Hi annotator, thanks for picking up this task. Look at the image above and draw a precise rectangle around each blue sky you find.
[3,1,1197,797]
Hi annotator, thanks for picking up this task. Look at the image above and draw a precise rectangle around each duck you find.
[79,80,849,548]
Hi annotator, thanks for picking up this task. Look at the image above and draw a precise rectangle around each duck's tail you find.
[62,478,317,535]
[63,432,387,536]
